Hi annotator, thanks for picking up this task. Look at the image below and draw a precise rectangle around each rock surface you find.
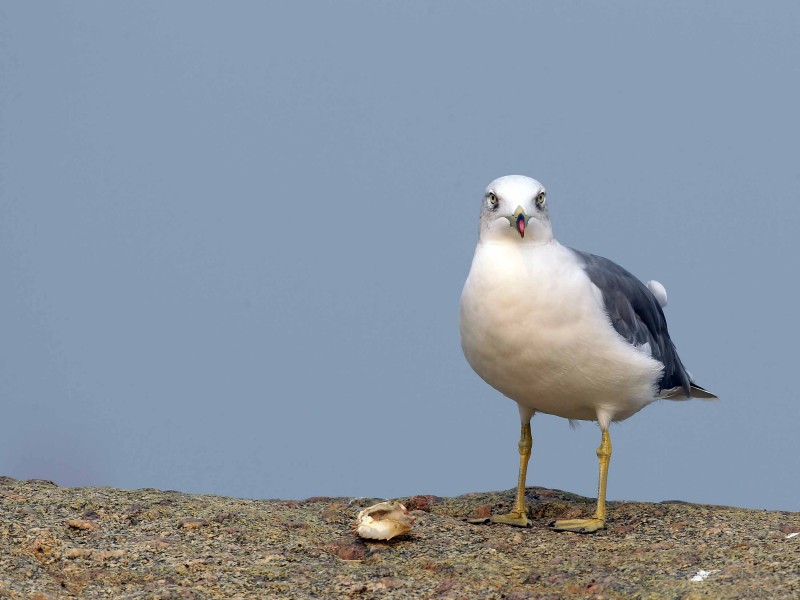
[1,476,798,598]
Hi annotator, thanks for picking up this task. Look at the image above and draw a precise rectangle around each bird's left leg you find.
[551,427,611,533]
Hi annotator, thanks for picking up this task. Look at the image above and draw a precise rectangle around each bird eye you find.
[535,191,546,208]
[487,192,499,208]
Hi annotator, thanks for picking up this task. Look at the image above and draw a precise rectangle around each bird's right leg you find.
[469,407,533,527]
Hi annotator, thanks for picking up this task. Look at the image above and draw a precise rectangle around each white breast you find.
[459,240,663,425]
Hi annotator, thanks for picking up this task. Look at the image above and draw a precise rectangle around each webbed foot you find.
[467,510,531,528]
[549,517,605,533]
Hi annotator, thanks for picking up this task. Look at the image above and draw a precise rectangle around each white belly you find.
[459,241,662,424]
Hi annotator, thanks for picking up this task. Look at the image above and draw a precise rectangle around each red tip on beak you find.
[516,214,526,238]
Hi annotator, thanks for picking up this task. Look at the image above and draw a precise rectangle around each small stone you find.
[487,540,514,553]
[142,537,171,550]
[558,507,585,520]
[1,492,27,501]
[586,578,605,593]
[213,512,236,523]
[407,495,439,512]
[423,562,455,574]
[185,559,207,571]
[376,577,405,590]
[322,510,345,522]
[256,553,286,563]
[470,504,492,519]
[669,520,692,531]
[326,538,369,560]
[322,504,346,521]
[179,518,207,529]
[339,544,368,560]
[121,504,145,524]
[505,592,536,600]
[65,519,99,531]
[25,530,61,564]
[522,571,541,584]
[276,500,300,507]
[94,549,126,561]
[779,523,799,534]
[435,579,460,594]
[609,523,635,535]
[531,501,572,520]
[304,496,335,503]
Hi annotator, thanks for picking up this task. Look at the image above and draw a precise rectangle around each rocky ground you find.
[0,476,798,599]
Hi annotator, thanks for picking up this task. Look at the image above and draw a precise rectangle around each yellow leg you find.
[551,428,611,533]
[594,428,612,521]
[468,422,532,527]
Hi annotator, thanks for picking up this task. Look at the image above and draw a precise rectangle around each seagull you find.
[459,175,716,533]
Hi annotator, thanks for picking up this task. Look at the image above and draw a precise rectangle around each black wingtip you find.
[690,384,719,400]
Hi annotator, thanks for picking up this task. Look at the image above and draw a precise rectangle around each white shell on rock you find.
[355,501,413,541]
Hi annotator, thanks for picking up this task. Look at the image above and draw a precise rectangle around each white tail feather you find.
[646,280,668,308]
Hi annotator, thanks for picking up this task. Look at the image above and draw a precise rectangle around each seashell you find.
[354,501,413,541]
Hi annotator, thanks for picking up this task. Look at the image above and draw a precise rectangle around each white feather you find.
[690,569,718,582]
[460,239,663,424]
[646,279,668,308]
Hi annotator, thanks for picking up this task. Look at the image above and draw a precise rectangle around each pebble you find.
[469,504,492,519]
[178,518,207,529]
[65,520,99,531]
[407,495,439,512]
[326,538,370,560]
[522,570,541,584]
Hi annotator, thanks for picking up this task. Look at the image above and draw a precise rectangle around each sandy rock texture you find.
[1,476,798,598]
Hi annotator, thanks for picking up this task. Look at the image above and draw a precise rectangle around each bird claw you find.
[464,517,492,525]
[466,511,531,528]
[549,517,605,533]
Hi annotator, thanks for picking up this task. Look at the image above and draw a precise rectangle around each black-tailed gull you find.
[460,175,716,532]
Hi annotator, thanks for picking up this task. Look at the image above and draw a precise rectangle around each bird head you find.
[478,175,553,245]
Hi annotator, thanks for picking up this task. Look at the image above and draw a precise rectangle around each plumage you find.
[571,249,714,400]
[460,175,716,427]
[459,175,716,531]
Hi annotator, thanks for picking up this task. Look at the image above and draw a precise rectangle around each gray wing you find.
[571,249,714,399]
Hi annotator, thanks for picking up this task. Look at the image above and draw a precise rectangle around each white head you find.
[478,175,553,245]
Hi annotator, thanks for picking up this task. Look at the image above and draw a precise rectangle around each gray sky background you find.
[1,2,799,511]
